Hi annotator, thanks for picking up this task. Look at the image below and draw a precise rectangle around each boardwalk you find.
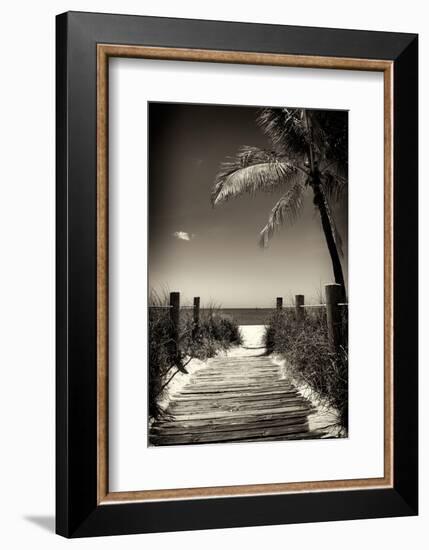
[150,332,326,446]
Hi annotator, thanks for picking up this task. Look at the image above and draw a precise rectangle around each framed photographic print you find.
[56,11,418,537]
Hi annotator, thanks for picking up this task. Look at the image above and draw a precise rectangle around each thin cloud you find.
[172,231,195,242]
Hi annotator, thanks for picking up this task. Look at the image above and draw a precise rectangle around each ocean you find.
[206,308,273,326]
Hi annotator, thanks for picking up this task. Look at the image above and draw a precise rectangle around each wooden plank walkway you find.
[149,350,326,446]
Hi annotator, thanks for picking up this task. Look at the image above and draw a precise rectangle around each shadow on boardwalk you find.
[149,327,327,446]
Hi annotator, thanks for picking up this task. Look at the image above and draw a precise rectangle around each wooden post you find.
[325,284,343,349]
[276,297,283,310]
[169,291,180,356]
[295,294,304,321]
[193,296,200,337]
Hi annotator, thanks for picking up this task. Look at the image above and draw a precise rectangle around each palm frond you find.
[311,110,348,167]
[321,168,348,203]
[212,146,302,205]
[257,108,348,168]
[318,184,344,257]
[257,108,310,158]
[259,181,306,248]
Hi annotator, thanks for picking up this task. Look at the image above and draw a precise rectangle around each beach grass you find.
[264,305,348,430]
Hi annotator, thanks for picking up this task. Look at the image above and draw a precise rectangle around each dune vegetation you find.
[264,304,348,431]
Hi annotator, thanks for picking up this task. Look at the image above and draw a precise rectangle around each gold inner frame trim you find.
[97,44,394,504]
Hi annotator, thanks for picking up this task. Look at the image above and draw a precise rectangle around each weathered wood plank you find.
[181,388,294,395]
[174,390,300,402]
[150,422,312,445]
[170,398,309,412]
[239,431,328,441]
[153,409,314,429]
[184,381,293,390]
[151,415,311,435]
[149,347,323,445]
[169,404,313,422]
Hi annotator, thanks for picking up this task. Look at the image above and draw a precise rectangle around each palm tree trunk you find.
[304,110,346,300]
[313,180,346,299]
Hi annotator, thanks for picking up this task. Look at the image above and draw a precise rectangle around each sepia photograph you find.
[148,101,349,446]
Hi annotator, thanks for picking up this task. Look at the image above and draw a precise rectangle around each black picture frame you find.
[56,11,418,538]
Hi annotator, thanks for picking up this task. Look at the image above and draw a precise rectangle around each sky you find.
[148,102,348,308]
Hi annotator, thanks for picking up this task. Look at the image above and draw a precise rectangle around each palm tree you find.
[211,107,348,298]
